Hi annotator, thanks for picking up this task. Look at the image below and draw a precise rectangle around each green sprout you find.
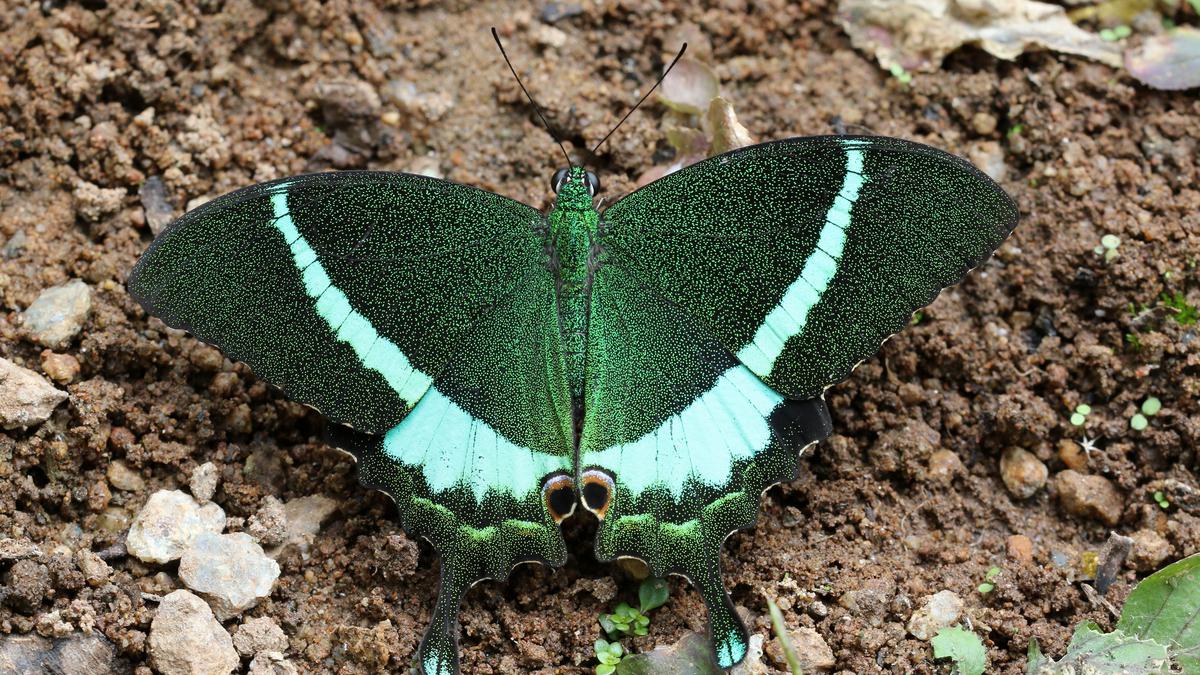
[1070,404,1092,427]
[1131,396,1162,431]
[1125,332,1143,351]
[1006,123,1025,139]
[977,566,1002,594]
[1099,25,1132,41]
[1160,292,1198,326]
[767,597,803,675]
[599,578,670,639]
[1152,490,1170,510]
[888,62,913,85]
[593,639,624,675]
[911,310,925,326]
[1095,234,1121,263]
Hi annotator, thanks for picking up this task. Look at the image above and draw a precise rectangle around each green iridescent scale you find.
[127,135,1017,674]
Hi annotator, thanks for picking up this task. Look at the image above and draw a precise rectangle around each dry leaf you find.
[838,0,1123,72]
[1125,27,1200,91]
[704,97,754,156]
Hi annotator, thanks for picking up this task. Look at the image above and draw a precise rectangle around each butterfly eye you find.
[579,469,615,519]
[541,473,576,524]
[584,171,601,196]
[551,168,570,194]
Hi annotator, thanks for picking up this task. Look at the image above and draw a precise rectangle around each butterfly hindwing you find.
[579,264,832,668]
[600,135,1019,398]
[127,172,573,675]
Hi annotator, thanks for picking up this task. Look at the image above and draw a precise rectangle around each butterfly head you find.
[551,166,601,210]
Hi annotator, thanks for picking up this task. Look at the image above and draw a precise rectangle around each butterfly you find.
[127,34,1018,675]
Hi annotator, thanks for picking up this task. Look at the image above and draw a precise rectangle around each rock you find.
[0,538,42,561]
[1006,534,1034,564]
[21,279,92,349]
[729,633,766,675]
[3,559,50,614]
[540,1,583,23]
[72,180,124,221]
[907,590,963,640]
[234,616,288,658]
[0,633,127,674]
[968,140,1008,182]
[335,621,397,671]
[838,577,895,616]
[179,532,280,619]
[247,496,287,546]
[1054,470,1124,526]
[270,494,339,557]
[1000,447,1048,499]
[39,351,80,384]
[75,549,112,587]
[971,112,998,136]
[615,631,723,674]
[1128,529,1171,572]
[766,626,835,671]
[0,358,68,429]
[249,651,299,674]
[1057,439,1088,471]
[149,590,239,675]
[189,462,220,503]
[139,175,177,234]
[106,460,145,492]
[2,229,27,258]
[925,449,964,484]
[126,490,225,564]
[531,23,568,49]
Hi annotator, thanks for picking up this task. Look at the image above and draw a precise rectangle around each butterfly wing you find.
[128,172,573,675]
[583,136,1017,667]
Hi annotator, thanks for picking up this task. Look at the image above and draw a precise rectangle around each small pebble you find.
[74,549,112,587]
[765,626,835,671]
[0,538,42,561]
[907,590,963,640]
[21,279,92,349]
[106,460,145,493]
[925,449,964,484]
[270,495,339,556]
[971,111,998,135]
[72,180,124,222]
[138,176,177,235]
[189,462,220,503]
[247,496,288,547]
[179,532,280,620]
[126,490,226,564]
[0,358,68,429]
[39,351,80,384]
[1000,447,1048,499]
[149,590,239,675]
[1006,534,1034,564]
[530,23,567,48]
[2,559,50,614]
[1054,470,1124,526]
[539,1,583,23]
[248,651,299,675]
[189,344,224,372]
[1128,529,1171,572]
[233,616,288,658]
[1057,439,1088,471]
[3,229,27,258]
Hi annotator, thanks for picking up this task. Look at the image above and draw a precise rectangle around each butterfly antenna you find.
[491,27,574,169]
[590,42,688,156]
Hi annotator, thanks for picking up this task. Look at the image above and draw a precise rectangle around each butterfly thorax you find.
[547,169,599,402]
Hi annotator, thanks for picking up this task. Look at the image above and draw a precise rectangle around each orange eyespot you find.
[579,469,615,520]
[541,474,576,524]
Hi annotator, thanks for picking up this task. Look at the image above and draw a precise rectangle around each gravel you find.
[179,532,280,620]
[20,279,92,349]
[0,358,68,429]
[149,590,239,675]
[126,490,226,564]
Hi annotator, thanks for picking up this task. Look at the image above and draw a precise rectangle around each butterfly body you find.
[128,135,1017,675]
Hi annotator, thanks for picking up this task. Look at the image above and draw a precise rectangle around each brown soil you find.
[1,1,1198,674]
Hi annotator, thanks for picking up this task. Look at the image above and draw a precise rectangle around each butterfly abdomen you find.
[548,202,600,400]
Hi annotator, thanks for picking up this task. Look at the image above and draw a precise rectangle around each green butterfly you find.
[127,45,1017,675]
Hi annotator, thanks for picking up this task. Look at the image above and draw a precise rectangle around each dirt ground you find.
[1,0,1198,673]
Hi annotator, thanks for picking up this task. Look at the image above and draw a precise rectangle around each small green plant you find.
[911,310,925,326]
[593,639,624,675]
[1153,490,1170,510]
[888,62,913,85]
[932,626,987,675]
[977,566,1002,594]
[1026,552,1199,673]
[1124,332,1143,351]
[599,578,670,639]
[1094,234,1121,263]
[1099,25,1132,41]
[767,597,803,675]
[1160,291,1198,326]
[1006,123,1025,139]
[1069,404,1092,427]
[1130,396,1163,431]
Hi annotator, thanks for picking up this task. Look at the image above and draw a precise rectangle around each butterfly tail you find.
[417,568,470,675]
